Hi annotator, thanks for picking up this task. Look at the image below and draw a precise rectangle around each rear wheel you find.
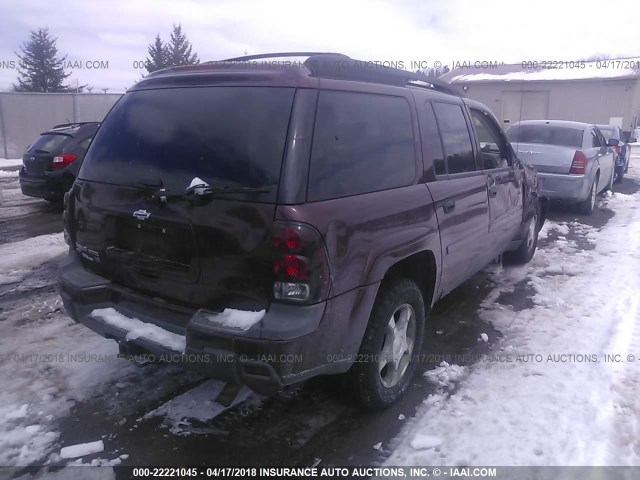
[578,176,597,215]
[348,279,425,409]
[503,207,539,265]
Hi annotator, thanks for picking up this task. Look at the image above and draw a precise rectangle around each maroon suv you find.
[58,53,545,408]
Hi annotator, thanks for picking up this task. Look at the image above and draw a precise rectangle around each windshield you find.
[507,125,583,148]
[79,86,295,201]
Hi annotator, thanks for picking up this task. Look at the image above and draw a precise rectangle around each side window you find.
[470,109,510,169]
[432,102,475,174]
[308,91,416,201]
[420,101,445,176]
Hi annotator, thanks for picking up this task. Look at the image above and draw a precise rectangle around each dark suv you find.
[19,122,100,202]
[58,53,544,408]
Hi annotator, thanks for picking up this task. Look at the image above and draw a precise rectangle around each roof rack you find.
[52,121,99,129]
[220,52,462,97]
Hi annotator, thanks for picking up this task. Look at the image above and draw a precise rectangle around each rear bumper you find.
[537,172,591,201]
[57,251,377,394]
[19,169,69,200]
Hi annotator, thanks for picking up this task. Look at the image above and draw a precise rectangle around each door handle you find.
[442,199,456,214]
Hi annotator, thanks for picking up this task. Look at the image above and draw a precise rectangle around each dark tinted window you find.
[420,102,445,176]
[591,130,601,148]
[432,102,475,174]
[79,87,295,201]
[507,125,583,148]
[27,134,70,154]
[308,91,415,201]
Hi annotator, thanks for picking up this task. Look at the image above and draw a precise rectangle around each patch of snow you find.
[188,177,210,188]
[204,308,266,331]
[386,159,640,466]
[0,233,67,285]
[398,414,406,421]
[91,308,186,353]
[0,170,19,178]
[60,440,104,459]
[373,442,382,450]
[423,362,468,392]
[479,333,489,342]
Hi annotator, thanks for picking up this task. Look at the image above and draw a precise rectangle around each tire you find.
[348,279,425,409]
[578,176,597,215]
[614,165,624,184]
[503,205,539,265]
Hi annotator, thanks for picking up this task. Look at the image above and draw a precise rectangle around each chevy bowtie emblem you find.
[133,209,151,221]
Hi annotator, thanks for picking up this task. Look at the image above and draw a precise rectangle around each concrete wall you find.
[0,92,122,159]
[459,79,640,132]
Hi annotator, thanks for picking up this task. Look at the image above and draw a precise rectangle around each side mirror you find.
[607,138,619,147]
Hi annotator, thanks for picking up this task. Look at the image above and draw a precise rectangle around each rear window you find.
[507,125,583,148]
[27,134,70,154]
[79,87,295,201]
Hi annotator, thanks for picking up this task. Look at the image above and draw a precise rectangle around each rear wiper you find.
[152,184,270,204]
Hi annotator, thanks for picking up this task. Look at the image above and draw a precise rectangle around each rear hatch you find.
[74,86,295,312]
[22,133,71,176]
[507,124,583,174]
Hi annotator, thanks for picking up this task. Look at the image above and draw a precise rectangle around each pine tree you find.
[145,34,169,73]
[13,27,73,92]
[166,24,199,67]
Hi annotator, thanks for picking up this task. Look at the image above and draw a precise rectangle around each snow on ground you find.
[386,159,640,466]
[0,233,67,285]
[0,169,19,178]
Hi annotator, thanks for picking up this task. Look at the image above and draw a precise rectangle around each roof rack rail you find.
[52,121,98,129]
[217,52,462,96]
[302,54,464,97]
[222,52,340,62]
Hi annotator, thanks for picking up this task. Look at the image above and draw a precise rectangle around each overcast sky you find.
[0,0,639,92]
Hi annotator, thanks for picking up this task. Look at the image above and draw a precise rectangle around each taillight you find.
[569,151,587,174]
[52,153,77,168]
[271,222,330,303]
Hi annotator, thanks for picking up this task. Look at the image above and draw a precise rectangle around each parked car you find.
[58,53,544,409]
[19,122,100,202]
[506,120,616,215]
[596,124,630,183]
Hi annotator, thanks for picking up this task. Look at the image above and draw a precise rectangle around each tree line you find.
[12,24,200,93]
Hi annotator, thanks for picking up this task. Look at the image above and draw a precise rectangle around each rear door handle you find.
[442,199,456,214]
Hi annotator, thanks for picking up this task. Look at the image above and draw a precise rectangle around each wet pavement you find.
[1,170,637,470]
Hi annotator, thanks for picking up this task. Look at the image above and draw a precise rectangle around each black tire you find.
[578,176,598,215]
[614,166,624,184]
[348,279,425,410]
[503,205,539,265]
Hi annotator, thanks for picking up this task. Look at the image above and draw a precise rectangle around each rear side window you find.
[79,87,295,201]
[432,103,475,174]
[507,125,583,148]
[27,134,70,154]
[419,102,445,176]
[308,91,415,201]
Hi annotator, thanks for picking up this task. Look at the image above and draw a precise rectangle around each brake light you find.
[52,153,77,168]
[569,151,587,174]
[271,222,330,303]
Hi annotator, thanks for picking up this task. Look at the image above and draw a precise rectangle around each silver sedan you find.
[506,120,616,215]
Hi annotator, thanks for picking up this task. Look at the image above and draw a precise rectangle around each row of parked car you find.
[14,53,633,409]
